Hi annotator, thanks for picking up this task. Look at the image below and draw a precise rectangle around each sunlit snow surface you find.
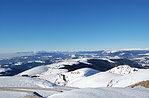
[48,87,149,98]
[0,58,149,98]
[0,76,55,88]
[107,65,138,75]
[18,58,149,88]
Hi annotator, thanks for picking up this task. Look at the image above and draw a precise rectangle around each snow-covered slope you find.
[112,69,149,87]
[0,76,56,88]
[67,72,122,88]
[0,76,74,98]
[55,68,100,85]
[18,58,94,84]
[107,65,138,75]
[0,91,30,98]
[67,68,149,88]
[64,68,100,77]
[18,66,49,76]
[18,58,89,75]
[48,87,149,98]
[17,58,145,87]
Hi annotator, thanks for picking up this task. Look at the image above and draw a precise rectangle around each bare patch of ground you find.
[129,80,149,88]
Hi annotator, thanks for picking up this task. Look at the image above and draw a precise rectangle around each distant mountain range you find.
[0,49,149,76]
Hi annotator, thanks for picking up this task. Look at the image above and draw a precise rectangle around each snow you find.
[112,69,149,87]
[54,58,90,67]
[18,66,49,76]
[55,68,100,85]
[0,76,60,98]
[38,68,68,83]
[17,58,149,89]
[67,68,149,88]
[66,68,100,77]
[1,57,149,98]
[107,65,138,75]
[35,60,45,63]
[14,62,23,65]
[104,50,119,53]
[67,72,121,88]
[0,76,56,88]
[0,68,11,73]
[0,91,29,98]
[42,58,89,69]
[48,87,149,98]
[101,58,115,63]
[120,48,149,51]
[138,53,149,56]
[0,84,63,98]
[18,58,91,84]
[120,53,125,55]
[106,56,121,59]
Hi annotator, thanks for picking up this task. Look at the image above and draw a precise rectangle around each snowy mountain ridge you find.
[107,65,138,75]
[0,57,149,98]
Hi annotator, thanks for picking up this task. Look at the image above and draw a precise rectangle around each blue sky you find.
[0,0,149,53]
